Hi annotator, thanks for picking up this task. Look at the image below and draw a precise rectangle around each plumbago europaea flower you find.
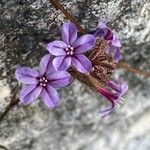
[88,21,128,117]
[15,54,72,108]
[46,22,96,73]
[94,21,121,62]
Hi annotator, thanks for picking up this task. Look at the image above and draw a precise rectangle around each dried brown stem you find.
[49,0,86,34]
[117,62,150,78]
[69,69,101,90]
[0,86,20,122]
[0,99,19,122]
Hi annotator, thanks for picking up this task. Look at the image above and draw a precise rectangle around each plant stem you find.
[49,0,86,34]
[0,99,19,122]
[0,86,19,122]
[69,69,102,89]
[117,62,150,77]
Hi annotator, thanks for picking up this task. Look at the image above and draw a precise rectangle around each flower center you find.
[39,77,48,87]
[65,45,74,56]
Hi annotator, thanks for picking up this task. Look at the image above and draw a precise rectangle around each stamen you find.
[40,83,43,86]
[116,103,120,107]
[43,84,46,87]
[68,45,71,48]
[120,101,125,104]
[120,97,126,101]
[70,47,74,51]
[65,48,69,51]
[70,51,73,55]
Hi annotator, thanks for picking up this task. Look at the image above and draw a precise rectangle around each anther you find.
[68,45,71,48]
[65,48,69,51]
[70,51,73,55]
[70,47,74,51]
[43,84,46,87]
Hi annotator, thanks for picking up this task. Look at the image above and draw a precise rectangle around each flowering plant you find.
[1,0,149,122]
[15,21,128,118]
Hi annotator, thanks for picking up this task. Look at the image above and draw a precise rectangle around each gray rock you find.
[0,0,150,150]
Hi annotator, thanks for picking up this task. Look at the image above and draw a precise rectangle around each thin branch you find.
[0,85,20,122]
[0,99,19,122]
[69,69,103,89]
[0,145,9,150]
[117,62,150,78]
[49,0,86,34]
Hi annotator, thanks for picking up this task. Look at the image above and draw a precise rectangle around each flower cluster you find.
[15,21,128,117]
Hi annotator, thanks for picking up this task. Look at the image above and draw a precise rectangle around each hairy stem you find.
[117,62,150,78]
[50,0,150,78]
[69,69,101,90]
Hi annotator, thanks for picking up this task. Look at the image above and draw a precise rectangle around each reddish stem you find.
[0,85,19,122]
[0,99,20,122]
[49,0,86,34]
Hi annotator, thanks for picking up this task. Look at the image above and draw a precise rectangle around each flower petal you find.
[112,34,121,47]
[72,54,92,73]
[40,85,60,108]
[97,88,116,118]
[19,84,42,104]
[104,29,113,41]
[61,22,77,45]
[94,29,105,38]
[98,21,107,29]
[99,107,114,118]
[114,47,121,62]
[53,56,71,71]
[107,45,121,62]
[39,54,55,76]
[15,67,39,84]
[47,71,72,89]
[94,21,108,38]
[46,40,67,56]
[73,34,96,54]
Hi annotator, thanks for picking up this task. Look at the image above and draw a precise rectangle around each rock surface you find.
[0,0,150,150]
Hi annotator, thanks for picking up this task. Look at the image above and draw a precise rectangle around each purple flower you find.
[94,21,121,62]
[46,22,96,73]
[15,54,72,108]
[97,78,128,118]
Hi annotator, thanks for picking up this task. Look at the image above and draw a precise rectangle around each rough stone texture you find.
[0,0,150,150]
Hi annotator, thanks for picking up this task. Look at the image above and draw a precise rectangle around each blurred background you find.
[0,0,150,150]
